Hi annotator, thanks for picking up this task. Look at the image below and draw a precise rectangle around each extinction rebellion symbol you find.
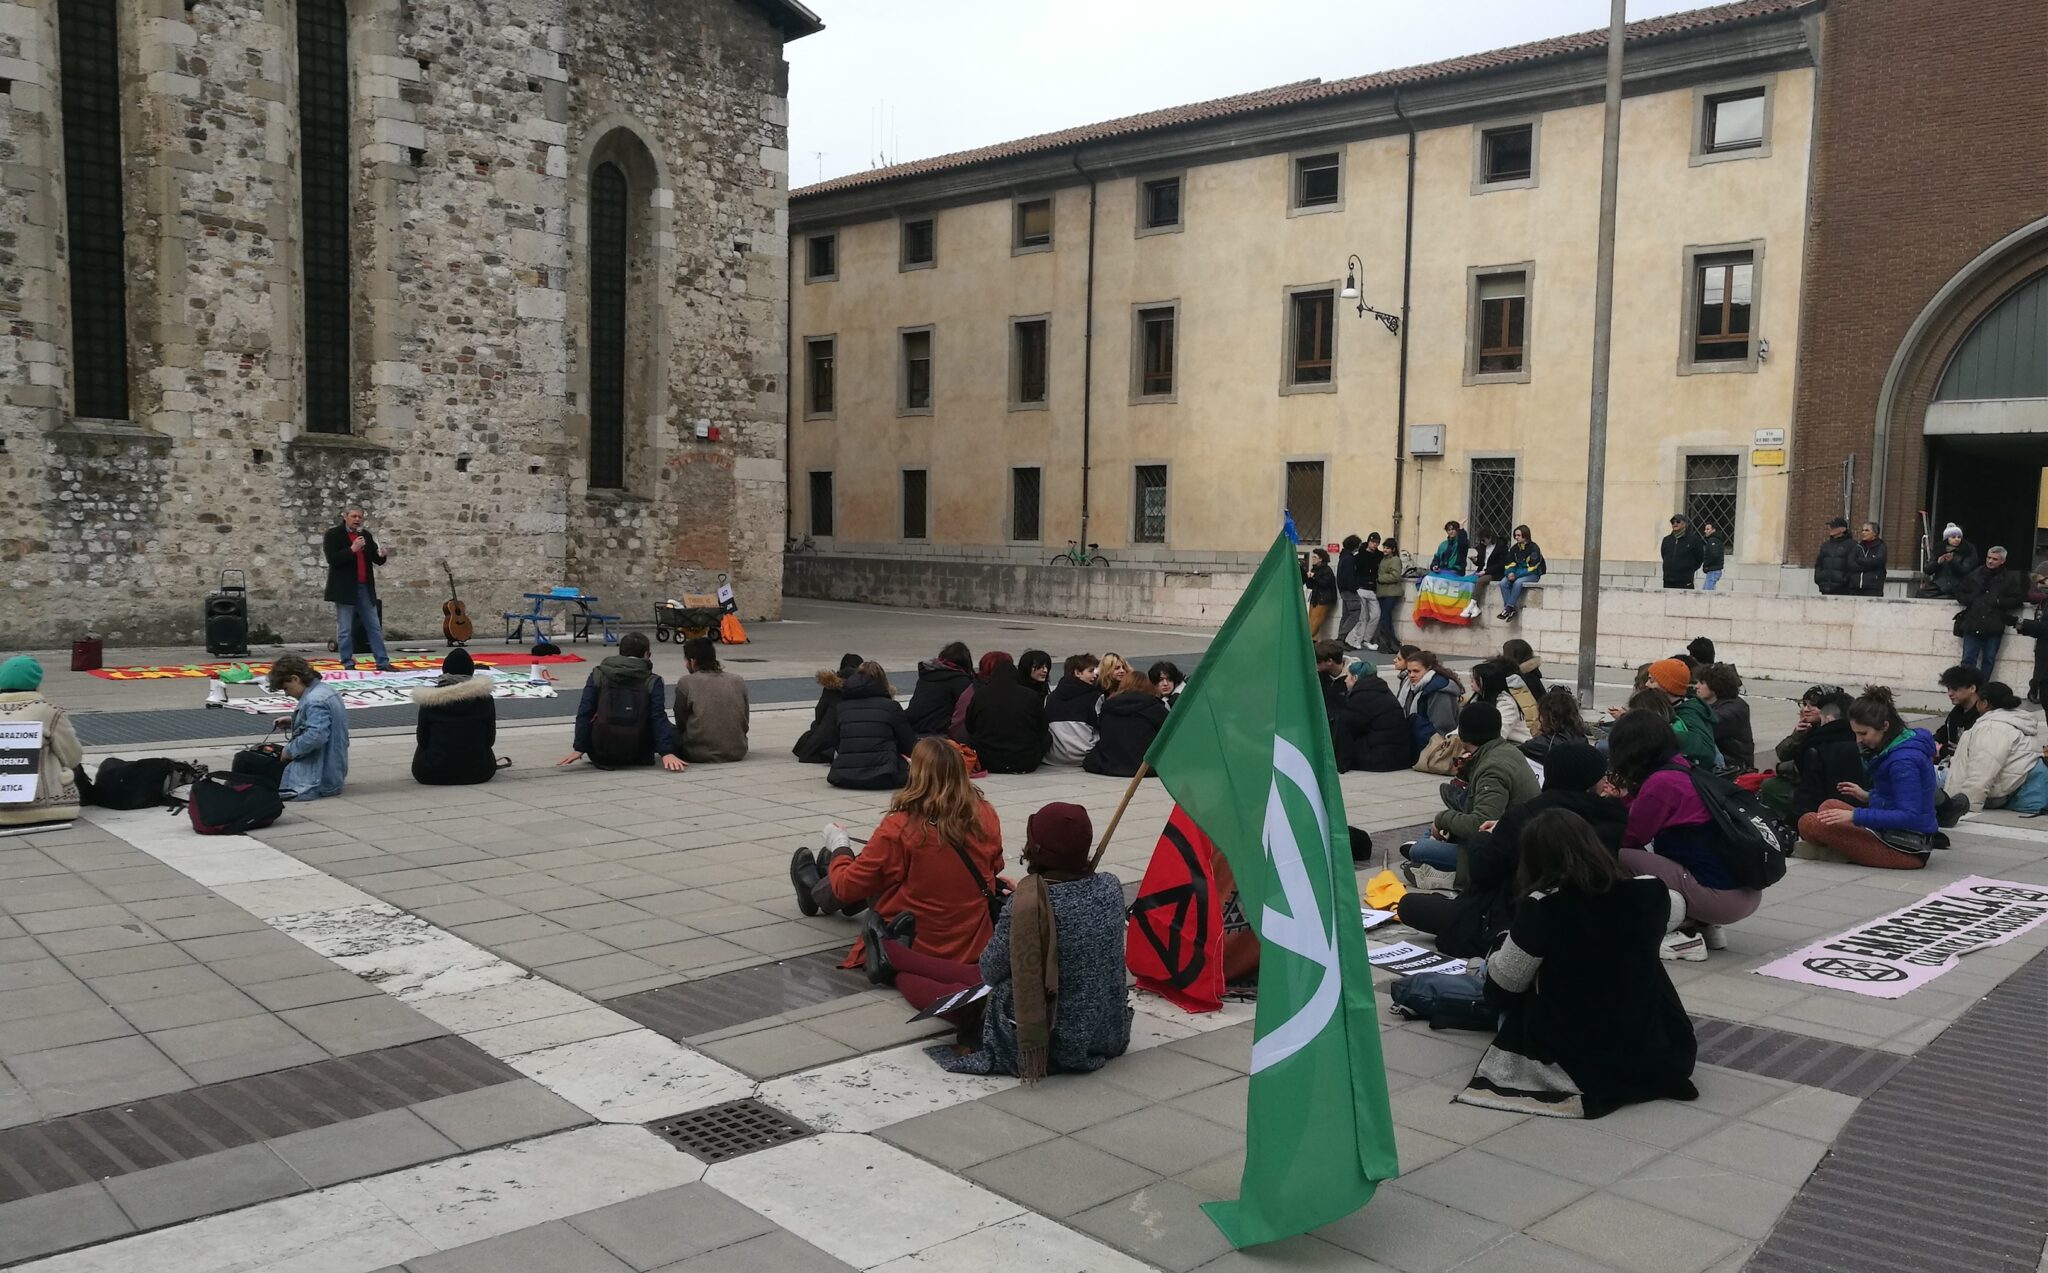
[1970,885,2048,904]
[1802,957,1908,983]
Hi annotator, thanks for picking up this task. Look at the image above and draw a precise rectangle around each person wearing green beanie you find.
[0,657,82,829]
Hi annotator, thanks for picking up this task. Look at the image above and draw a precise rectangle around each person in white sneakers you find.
[1606,711,1761,960]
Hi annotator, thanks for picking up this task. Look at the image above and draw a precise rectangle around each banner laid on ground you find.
[88,652,585,681]
[0,722,44,803]
[1368,941,1469,978]
[225,670,558,715]
[1146,533,1398,1249]
[1411,572,1475,626]
[1755,875,2048,999]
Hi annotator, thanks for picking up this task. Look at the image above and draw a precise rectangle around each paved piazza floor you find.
[1,602,2042,1271]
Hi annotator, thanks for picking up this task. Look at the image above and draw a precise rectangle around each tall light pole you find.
[1576,0,1627,706]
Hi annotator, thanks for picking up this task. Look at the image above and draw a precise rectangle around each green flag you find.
[1146,532,1398,1248]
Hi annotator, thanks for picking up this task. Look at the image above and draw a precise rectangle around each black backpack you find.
[1672,762,1791,889]
[589,679,648,763]
[182,748,284,836]
[82,757,205,810]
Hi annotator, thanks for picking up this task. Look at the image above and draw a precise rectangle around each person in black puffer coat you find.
[967,660,1049,773]
[1083,675,1168,778]
[793,653,862,764]
[1848,523,1888,596]
[1333,661,1410,772]
[826,664,918,790]
[411,650,500,785]
[1813,518,1857,595]
[1396,744,1624,957]
[905,642,974,735]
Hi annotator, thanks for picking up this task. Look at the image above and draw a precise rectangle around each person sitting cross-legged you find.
[1796,686,1940,870]
[410,649,503,785]
[1454,808,1699,1121]
[936,802,1133,1080]
[269,654,349,802]
[557,631,685,772]
[1400,701,1539,889]
[966,655,1049,774]
[0,657,83,831]
[672,637,750,763]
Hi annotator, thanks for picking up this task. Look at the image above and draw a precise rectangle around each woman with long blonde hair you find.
[791,738,1007,1000]
[1095,653,1133,696]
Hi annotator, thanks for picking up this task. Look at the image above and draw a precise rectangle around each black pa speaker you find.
[205,569,250,657]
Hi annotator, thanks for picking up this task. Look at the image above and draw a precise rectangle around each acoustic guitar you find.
[441,561,474,645]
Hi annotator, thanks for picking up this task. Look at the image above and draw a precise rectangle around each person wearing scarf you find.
[937,802,1132,1083]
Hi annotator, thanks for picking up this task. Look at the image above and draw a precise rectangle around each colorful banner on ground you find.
[1145,533,1398,1249]
[1126,807,1227,1013]
[225,670,558,715]
[88,652,585,681]
[1755,875,2048,999]
[1411,572,1476,626]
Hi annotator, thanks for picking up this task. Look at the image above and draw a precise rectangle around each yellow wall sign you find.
[1752,448,1786,466]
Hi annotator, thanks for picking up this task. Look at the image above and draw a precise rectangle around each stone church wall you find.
[0,0,790,649]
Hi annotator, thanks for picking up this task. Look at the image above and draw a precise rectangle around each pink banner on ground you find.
[1755,875,2048,999]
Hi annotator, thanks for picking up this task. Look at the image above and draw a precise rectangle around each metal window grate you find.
[1012,467,1042,542]
[902,469,928,539]
[649,1098,814,1164]
[1285,461,1324,544]
[808,471,834,537]
[59,0,130,420]
[1134,465,1167,543]
[297,0,352,434]
[588,162,628,489]
[1469,458,1517,542]
[1685,453,1739,535]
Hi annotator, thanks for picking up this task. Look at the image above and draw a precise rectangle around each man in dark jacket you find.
[1813,517,1857,595]
[1699,521,1728,591]
[322,506,394,671]
[1933,664,1983,756]
[1333,661,1410,773]
[1660,514,1705,589]
[1849,522,1888,596]
[1044,655,1101,766]
[1335,536,1364,649]
[411,649,499,785]
[1083,686,1168,778]
[1396,744,1622,956]
[967,661,1049,773]
[1314,641,1349,716]
[1955,547,2024,673]
[826,668,918,790]
[558,632,683,771]
[905,644,973,735]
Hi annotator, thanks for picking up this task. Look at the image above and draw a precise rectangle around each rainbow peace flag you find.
[1412,572,1476,626]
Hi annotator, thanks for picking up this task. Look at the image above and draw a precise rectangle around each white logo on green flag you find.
[1251,738,1339,1074]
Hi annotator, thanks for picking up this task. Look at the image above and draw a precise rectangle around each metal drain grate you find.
[649,1098,814,1163]
[1690,1016,1911,1098]
[605,951,865,1040]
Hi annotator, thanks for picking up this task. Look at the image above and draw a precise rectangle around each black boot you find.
[861,911,897,984]
[882,910,916,948]
[789,848,828,917]
[821,846,866,917]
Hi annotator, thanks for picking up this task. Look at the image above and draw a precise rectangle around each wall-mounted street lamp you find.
[1340,254,1401,335]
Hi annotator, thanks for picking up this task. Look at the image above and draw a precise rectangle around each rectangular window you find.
[900,328,932,413]
[1293,153,1340,209]
[1011,467,1042,542]
[1475,271,1528,376]
[901,217,935,269]
[1684,454,1739,536]
[1015,198,1052,250]
[1134,466,1168,544]
[805,233,837,282]
[1703,88,1766,153]
[1011,318,1049,408]
[902,470,928,540]
[805,337,835,416]
[58,0,130,420]
[1692,253,1754,363]
[1480,124,1534,184]
[298,0,353,434]
[1288,289,1335,386]
[808,471,834,537]
[1468,458,1517,542]
[1285,462,1325,545]
[1135,305,1176,400]
[1141,177,1181,231]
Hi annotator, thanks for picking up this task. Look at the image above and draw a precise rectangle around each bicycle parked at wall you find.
[1050,539,1110,568]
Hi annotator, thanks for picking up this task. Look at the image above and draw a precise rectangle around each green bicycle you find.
[1049,539,1111,568]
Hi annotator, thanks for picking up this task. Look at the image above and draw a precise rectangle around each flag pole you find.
[1087,763,1150,870]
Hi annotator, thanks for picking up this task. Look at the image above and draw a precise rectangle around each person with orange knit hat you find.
[1648,658,1720,767]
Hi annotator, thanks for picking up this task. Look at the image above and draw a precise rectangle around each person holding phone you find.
[322,506,394,672]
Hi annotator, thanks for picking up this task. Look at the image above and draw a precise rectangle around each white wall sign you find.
[0,722,44,804]
[1753,427,1786,449]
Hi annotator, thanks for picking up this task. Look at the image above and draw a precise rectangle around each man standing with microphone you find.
[324,506,394,672]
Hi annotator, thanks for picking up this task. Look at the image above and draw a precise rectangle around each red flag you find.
[1125,806,1225,1013]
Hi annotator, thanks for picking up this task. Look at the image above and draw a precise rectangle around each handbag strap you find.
[932,822,998,903]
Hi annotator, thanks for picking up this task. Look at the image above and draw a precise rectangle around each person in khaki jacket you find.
[672,637,750,763]
[0,657,82,830]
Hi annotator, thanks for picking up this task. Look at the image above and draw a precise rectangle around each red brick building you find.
[1787,0,2048,570]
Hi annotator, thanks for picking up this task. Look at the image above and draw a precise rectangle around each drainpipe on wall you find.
[784,226,795,544]
[1390,91,1418,547]
[1071,151,1098,552]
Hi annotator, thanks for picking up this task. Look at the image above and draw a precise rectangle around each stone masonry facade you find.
[0,0,803,648]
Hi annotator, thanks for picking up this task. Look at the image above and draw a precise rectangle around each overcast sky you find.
[786,0,1710,189]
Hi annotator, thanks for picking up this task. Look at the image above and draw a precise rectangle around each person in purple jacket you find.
[1797,686,1938,870]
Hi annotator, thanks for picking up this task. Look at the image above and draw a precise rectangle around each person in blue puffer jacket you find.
[1797,686,1938,870]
